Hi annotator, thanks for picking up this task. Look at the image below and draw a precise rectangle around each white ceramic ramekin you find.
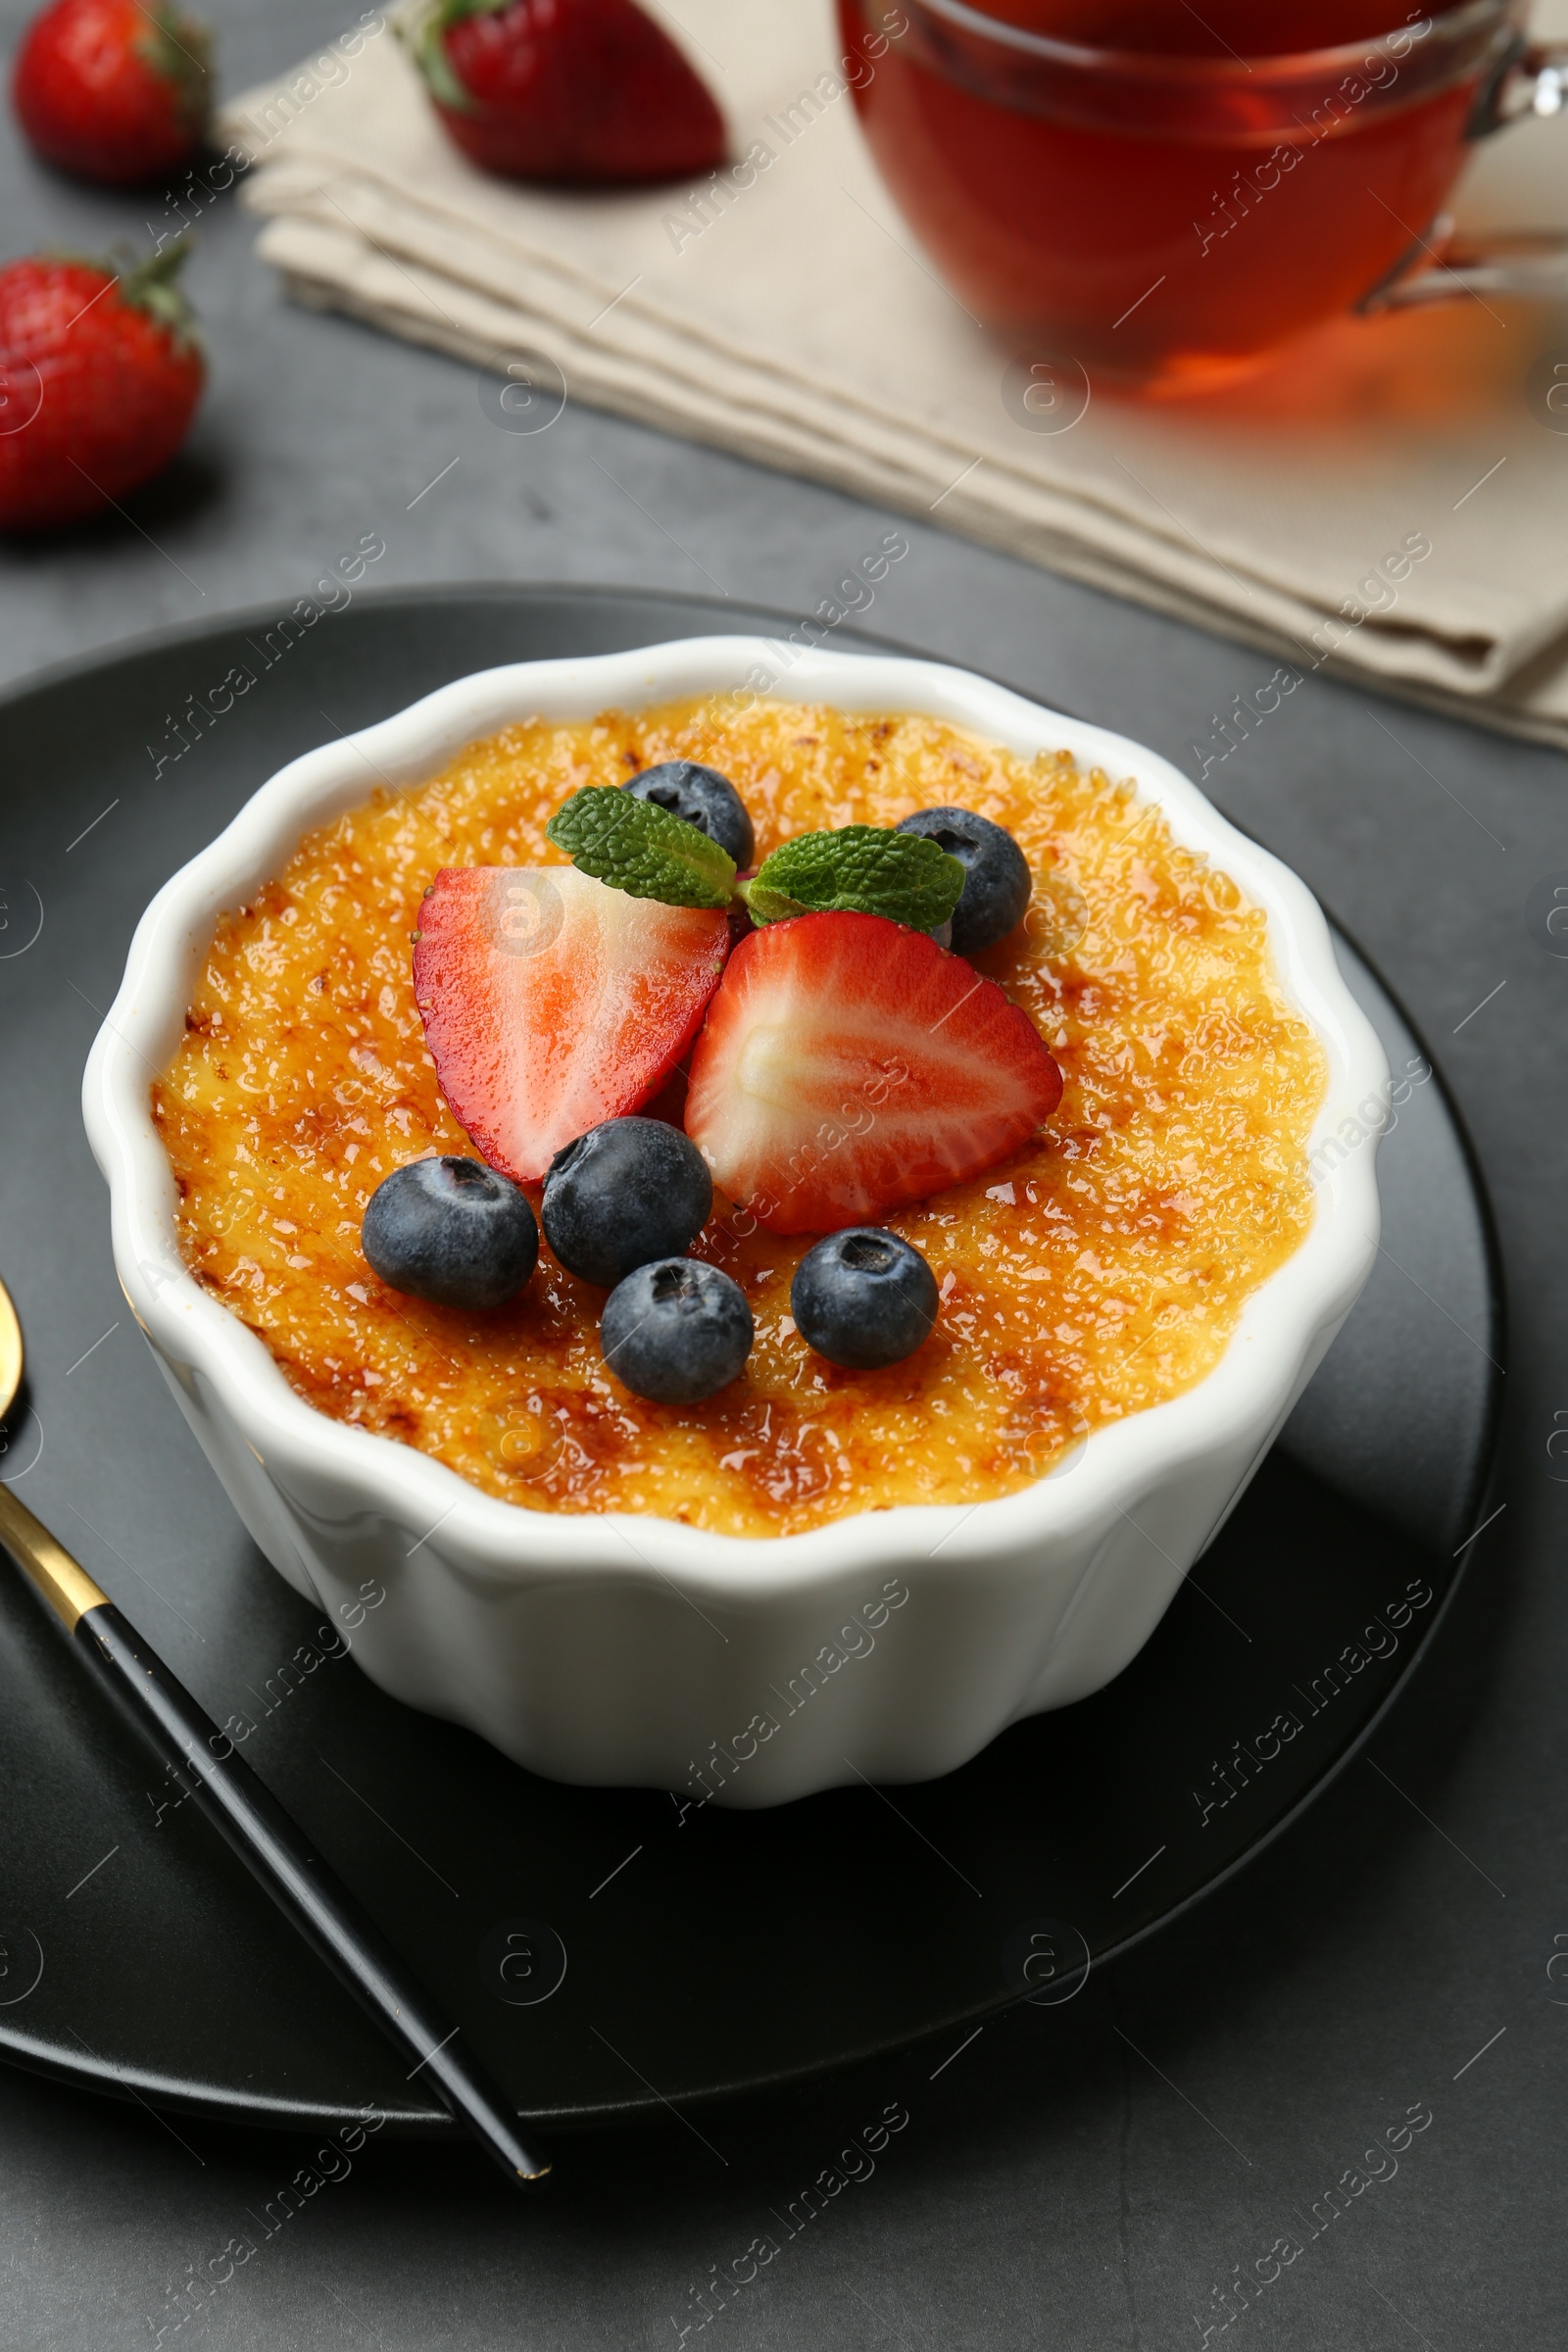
[84,638,1387,1805]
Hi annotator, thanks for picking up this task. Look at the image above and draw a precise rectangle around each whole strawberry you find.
[0,244,204,532]
[13,0,211,185]
[403,0,726,184]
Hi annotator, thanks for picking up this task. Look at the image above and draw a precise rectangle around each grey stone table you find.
[2,4,1564,2346]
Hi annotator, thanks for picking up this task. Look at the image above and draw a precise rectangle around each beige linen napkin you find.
[220,1,1568,749]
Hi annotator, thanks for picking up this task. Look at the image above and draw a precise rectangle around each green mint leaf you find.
[546,785,736,909]
[741,826,966,931]
[738,878,812,925]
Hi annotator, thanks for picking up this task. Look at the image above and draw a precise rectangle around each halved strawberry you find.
[414,866,730,1183]
[685,912,1062,1235]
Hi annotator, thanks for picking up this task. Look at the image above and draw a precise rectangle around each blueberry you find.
[362,1157,538,1310]
[896,806,1031,956]
[790,1228,938,1370]
[543,1117,713,1289]
[600,1257,753,1404]
[624,760,755,868]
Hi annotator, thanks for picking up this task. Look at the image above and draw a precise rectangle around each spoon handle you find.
[0,1480,549,2185]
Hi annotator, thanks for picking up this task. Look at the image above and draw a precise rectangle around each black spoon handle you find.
[0,1482,548,2184]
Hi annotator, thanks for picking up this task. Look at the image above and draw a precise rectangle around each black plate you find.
[0,586,1503,2132]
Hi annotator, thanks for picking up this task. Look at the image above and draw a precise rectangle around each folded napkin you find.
[220,1,1568,749]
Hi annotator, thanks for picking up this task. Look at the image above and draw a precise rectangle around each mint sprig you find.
[741,826,964,931]
[545,789,968,932]
[546,786,737,909]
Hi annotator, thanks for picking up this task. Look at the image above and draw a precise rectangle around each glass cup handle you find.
[1360,46,1568,316]
[1361,218,1568,313]
[1468,37,1568,137]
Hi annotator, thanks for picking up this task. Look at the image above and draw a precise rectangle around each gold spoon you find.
[0,1279,102,1627]
[0,1274,548,2183]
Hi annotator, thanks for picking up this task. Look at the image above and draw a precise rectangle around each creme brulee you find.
[153,699,1325,1538]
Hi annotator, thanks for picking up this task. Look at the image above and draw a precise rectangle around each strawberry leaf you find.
[397,0,482,111]
[547,785,737,909]
[133,8,212,127]
[118,238,200,348]
[740,827,965,932]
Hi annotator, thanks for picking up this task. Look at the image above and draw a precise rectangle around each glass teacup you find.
[841,0,1568,393]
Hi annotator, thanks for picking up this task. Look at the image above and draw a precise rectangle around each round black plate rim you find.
[0,576,988,721]
[0,582,1508,2135]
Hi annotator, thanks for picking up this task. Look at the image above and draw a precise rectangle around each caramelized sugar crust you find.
[154,698,1325,1538]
